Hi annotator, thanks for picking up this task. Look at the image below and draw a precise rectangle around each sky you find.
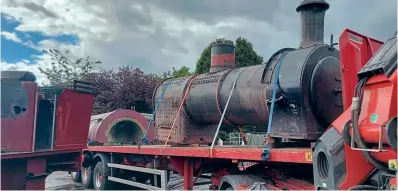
[1,0,397,84]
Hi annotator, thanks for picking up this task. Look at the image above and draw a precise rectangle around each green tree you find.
[39,49,100,85]
[162,66,193,79]
[235,37,264,68]
[171,66,192,77]
[195,37,263,74]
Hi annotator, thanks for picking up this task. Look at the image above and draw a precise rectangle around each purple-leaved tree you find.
[83,66,162,114]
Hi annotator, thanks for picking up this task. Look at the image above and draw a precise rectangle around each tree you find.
[161,66,193,79]
[235,37,264,68]
[39,49,100,86]
[195,37,264,74]
[171,66,192,78]
[82,69,117,114]
[83,66,162,115]
[112,66,161,113]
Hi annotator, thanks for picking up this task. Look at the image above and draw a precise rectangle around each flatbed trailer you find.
[87,145,312,164]
[80,145,314,190]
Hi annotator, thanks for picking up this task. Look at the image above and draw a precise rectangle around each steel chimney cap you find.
[296,0,329,12]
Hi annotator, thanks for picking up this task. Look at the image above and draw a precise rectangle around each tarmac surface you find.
[45,171,211,190]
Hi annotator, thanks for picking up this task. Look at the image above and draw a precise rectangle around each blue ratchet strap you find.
[261,52,289,161]
[141,83,169,144]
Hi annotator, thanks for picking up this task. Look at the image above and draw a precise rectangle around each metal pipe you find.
[210,43,235,72]
[296,0,329,48]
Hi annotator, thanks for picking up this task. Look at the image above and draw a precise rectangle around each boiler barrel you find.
[182,64,272,127]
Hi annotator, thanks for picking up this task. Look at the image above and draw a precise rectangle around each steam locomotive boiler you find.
[152,0,343,145]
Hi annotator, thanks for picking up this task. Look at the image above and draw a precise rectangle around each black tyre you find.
[70,171,81,182]
[220,182,234,190]
[93,161,114,190]
[81,167,93,188]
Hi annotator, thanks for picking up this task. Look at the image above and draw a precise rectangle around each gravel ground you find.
[45,171,211,190]
[45,172,86,190]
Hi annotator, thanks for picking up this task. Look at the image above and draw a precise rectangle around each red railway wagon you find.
[70,0,397,190]
[1,72,96,190]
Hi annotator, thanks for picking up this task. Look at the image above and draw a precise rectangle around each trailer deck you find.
[87,145,312,164]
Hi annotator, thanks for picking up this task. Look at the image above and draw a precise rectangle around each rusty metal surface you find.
[152,65,272,144]
[88,109,150,144]
[153,45,343,144]
[151,0,343,144]
[210,43,236,72]
[1,78,37,153]
[185,65,270,127]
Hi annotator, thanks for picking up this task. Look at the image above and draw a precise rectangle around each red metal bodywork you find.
[1,81,37,153]
[211,54,235,67]
[331,70,397,190]
[357,73,397,144]
[333,29,397,190]
[338,29,383,109]
[55,89,95,150]
[1,76,95,190]
[87,145,312,164]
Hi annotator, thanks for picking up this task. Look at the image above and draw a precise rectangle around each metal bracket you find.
[72,80,96,95]
[26,172,50,180]
[350,123,387,152]
[107,163,168,190]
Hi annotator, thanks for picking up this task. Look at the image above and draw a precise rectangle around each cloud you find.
[1,31,22,43]
[1,60,50,85]
[1,0,396,80]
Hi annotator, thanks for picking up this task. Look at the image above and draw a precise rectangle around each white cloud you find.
[1,31,22,43]
[1,60,50,85]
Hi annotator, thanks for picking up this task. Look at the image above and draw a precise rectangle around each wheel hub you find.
[83,169,89,181]
[95,169,103,188]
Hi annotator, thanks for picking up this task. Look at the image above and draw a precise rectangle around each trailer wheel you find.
[93,161,114,190]
[70,171,81,182]
[81,167,93,188]
[220,182,234,190]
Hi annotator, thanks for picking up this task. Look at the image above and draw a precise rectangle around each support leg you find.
[183,158,193,190]
[26,158,48,190]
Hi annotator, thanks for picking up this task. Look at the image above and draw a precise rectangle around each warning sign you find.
[388,159,397,169]
[305,152,312,162]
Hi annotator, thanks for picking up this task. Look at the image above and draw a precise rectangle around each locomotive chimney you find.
[210,42,236,72]
[296,0,330,48]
